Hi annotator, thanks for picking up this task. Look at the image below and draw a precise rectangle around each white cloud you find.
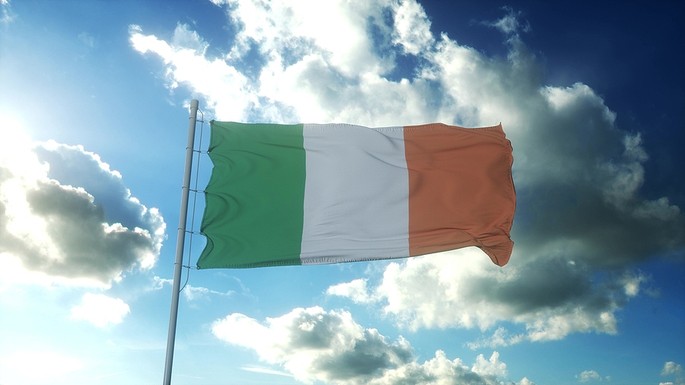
[130,23,252,120]
[131,0,684,344]
[151,275,234,301]
[326,278,376,304]
[391,0,433,55]
[241,365,293,378]
[0,126,165,288]
[472,351,507,378]
[662,361,685,385]
[70,293,130,328]
[182,284,234,301]
[128,1,440,125]
[467,327,525,350]
[663,361,684,376]
[223,0,393,77]
[212,306,524,385]
[0,0,14,25]
[330,250,649,344]
[578,369,602,382]
[485,7,531,36]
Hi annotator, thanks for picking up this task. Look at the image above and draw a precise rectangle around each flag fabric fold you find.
[197,121,515,269]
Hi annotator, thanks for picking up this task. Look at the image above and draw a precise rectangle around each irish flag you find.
[197,121,515,269]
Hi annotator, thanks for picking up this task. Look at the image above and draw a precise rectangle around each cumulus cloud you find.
[332,250,651,344]
[471,351,507,378]
[577,369,602,382]
[130,1,438,125]
[663,362,684,376]
[391,0,433,55]
[662,361,684,385]
[70,293,130,327]
[212,306,524,385]
[130,0,684,346]
[0,129,165,288]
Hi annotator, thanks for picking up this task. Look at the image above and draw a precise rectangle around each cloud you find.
[129,2,435,125]
[0,0,14,25]
[0,129,165,288]
[484,6,531,36]
[577,369,602,382]
[391,0,433,55]
[326,278,376,304]
[240,365,293,378]
[663,362,684,376]
[212,306,525,385]
[151,275,235,302]
[181,284,234,301]
[130,23,253,121]
[222,0,394,77]
[662,361,684,385]
[70,293,130,327]
[131,0,684,343]
[471,351,507,378]
[331,250,651,344]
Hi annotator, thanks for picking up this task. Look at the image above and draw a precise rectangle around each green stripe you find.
[197,121,306,268]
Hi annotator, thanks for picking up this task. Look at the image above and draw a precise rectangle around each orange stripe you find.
[404,123,515,266]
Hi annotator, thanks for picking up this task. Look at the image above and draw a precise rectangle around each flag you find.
[197,121,515,269]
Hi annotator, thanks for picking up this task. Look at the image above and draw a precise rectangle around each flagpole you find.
[163,99,199,385]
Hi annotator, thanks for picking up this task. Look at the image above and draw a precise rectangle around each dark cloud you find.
[134,0,683,351]
[212,307,523,385]
[470,257,595,313]
[318,329,412,380]
[325,11,683,344]
[512,84,684,268]
[0,138,165,286]
[33,142,162,232]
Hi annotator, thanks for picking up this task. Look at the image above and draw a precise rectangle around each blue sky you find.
[1,1,684,384]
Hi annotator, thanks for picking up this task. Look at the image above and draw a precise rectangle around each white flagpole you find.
[163,99,199,385]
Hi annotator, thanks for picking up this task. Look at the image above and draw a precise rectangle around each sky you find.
[0,0,684,384]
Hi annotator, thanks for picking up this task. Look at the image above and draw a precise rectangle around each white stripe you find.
[300,124,409,263]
